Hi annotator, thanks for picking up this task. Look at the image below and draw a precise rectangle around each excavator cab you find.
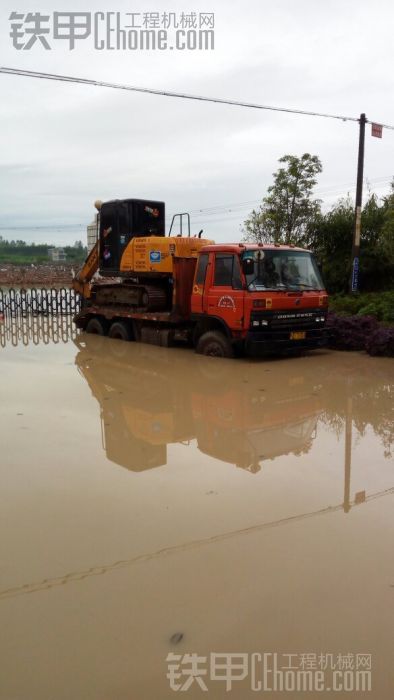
[99,198,165,276]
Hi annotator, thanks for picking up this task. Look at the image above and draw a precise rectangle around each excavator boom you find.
[72,238,99,298]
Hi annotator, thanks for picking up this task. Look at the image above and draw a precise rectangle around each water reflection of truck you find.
[193,387,318,472]
[73,198,328,357]
[74,337,321,472]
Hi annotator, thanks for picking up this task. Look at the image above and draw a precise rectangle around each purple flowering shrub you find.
[364,326,394,357]
[327,312,394,356]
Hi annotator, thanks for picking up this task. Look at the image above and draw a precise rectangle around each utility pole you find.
[350,113,367,293]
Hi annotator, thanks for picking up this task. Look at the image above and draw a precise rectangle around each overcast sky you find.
[0,0,393,244]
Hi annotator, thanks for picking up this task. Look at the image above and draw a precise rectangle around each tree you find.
[243,153,322,245]
[379,181,394,260]
[308,197,353,293]
[308,190,394,293]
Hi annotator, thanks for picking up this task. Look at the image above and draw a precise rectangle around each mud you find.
[0,328,393,699]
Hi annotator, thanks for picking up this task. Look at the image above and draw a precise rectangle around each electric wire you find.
[2,66,394,130]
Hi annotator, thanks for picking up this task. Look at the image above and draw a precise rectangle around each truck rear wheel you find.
[196,330,234,358]
[108,320,132,341]
[85,317,107,335]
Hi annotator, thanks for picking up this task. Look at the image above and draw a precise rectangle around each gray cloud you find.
[0,0,393,244]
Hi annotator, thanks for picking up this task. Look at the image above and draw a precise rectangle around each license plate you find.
[290,331,306,340]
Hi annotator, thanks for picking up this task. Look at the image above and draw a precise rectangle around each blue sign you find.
[149,250,161,263]
[351,257,359,292]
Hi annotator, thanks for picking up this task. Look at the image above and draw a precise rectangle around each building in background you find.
[48,247,67,262]
[87,214,99,253]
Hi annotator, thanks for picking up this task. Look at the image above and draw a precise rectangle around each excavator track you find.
[139,285,168,311]
[92,282,167,311]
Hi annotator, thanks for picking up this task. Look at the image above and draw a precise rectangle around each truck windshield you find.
[242,249,324,291]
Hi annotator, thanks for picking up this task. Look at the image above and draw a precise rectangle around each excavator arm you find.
[72,238,99,299]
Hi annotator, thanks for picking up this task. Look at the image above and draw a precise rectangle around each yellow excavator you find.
[72,198,213,309]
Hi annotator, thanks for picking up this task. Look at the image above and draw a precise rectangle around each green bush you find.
[330,291,394,325]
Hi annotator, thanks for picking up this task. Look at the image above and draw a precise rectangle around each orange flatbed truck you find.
[73,199,329,357]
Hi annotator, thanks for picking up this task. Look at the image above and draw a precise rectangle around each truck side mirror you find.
[242,258,254,276]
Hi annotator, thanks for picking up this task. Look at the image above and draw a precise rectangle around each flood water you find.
[0,319,393,699]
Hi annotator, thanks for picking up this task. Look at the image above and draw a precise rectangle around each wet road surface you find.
[0,323,393,699]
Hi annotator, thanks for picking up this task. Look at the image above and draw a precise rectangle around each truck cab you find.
[191,243,328,356]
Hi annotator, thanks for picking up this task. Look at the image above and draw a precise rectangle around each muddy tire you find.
[196,330,234,358]
[108,320,132,341]
[85,317,107,335]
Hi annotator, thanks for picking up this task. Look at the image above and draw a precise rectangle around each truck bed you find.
[74,304,186,328]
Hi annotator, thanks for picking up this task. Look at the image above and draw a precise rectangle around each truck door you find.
[206,253,244,331]
[192,252,210,313]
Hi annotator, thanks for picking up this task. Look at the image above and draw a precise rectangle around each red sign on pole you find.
[371,123,383,138]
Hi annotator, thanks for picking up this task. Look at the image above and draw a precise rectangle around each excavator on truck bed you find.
[72,197,213,310]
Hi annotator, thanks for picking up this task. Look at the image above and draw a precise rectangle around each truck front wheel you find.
[196,330,234,358]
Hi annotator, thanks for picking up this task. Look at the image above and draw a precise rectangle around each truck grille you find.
[250,309,326,331]
[271,312,318,328]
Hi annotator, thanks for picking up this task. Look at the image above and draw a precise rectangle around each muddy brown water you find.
[0,326,393,699]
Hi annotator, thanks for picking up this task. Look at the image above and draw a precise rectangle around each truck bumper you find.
[244,328,328,356]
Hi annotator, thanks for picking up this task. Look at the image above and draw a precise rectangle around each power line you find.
[1,483,393,600]
[1,175,391,231]
[1,65,388,127]
[0,224,85,230]
[1,177,391,232]
[378,121,394,131]
[2,66,394,130]
[187,199,259,215]
[169,176,394,220]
